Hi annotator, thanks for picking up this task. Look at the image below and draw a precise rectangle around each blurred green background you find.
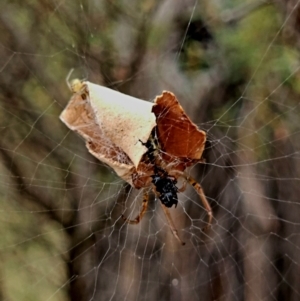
[1,0,300,300]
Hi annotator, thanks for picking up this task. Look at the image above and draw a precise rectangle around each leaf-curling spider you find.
[122,129,212,245]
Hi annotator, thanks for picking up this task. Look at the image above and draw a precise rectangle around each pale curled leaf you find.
[60,81,156,186]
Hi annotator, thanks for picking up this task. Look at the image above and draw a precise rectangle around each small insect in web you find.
[122,128,212,246]
[66,68,87,95]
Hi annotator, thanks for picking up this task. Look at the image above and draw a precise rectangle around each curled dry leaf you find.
[60,82,206,189]
[153,91,206,171]
[60,81,156,186]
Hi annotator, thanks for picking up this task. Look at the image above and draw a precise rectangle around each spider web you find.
[0,0,300,300]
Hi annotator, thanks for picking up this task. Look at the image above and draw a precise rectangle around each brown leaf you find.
[152,91,206,168]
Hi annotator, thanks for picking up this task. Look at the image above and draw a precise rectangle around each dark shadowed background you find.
[1,0,300,300]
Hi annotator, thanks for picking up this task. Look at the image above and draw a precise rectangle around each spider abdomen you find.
[160,191,178,208]
[151,175,178,208]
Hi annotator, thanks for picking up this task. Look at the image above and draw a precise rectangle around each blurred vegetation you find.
[1,0,300,300]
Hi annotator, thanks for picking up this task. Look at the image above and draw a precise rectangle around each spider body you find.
[140,130,179,208]
[122,127,212,245]
[151,168,178,208]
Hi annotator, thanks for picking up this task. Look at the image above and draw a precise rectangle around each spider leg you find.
[160,202,185,245]
[122,191,149,224]
[185,175,212,231]
[177,180,187,192]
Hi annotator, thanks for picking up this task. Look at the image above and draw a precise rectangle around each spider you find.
[122,128,212,245]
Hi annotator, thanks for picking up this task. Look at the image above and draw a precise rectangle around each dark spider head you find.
[151,174,161,185]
